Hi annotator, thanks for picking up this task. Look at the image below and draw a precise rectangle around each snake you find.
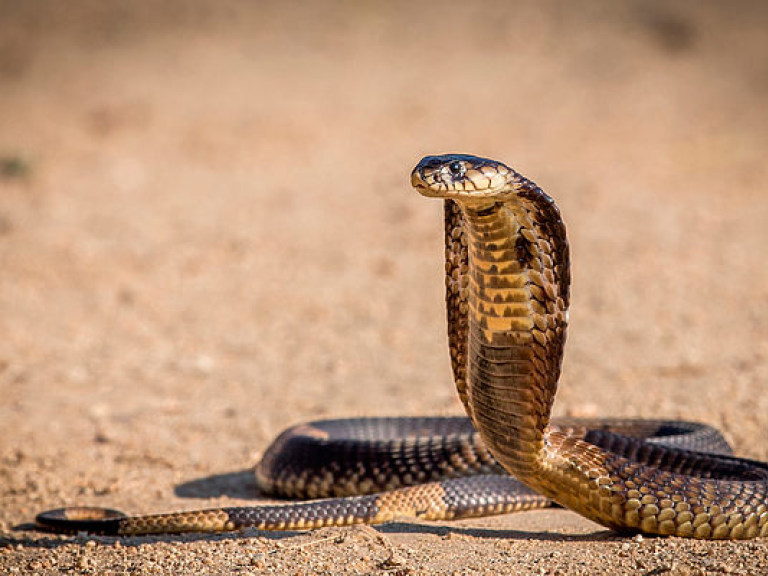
[35,154,768,539]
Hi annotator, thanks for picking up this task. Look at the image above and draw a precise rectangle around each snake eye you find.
[448,161,465,178]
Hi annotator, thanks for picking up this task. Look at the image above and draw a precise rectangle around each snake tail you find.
[36,476,548,535]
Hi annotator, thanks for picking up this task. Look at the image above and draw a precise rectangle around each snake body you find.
[36,154,768,539]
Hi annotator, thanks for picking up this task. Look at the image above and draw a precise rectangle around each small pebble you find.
[380,551,406,567]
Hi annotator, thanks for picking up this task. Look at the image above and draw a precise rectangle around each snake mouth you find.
[411,154,515,202]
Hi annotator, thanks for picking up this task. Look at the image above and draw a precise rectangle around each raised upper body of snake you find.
[36,154,768,539]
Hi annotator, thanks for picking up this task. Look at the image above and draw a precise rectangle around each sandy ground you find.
[2,1,768,574]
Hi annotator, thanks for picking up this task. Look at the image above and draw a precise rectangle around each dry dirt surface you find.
[2,1,768,575]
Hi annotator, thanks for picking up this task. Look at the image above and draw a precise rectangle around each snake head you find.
[411,154,518,203]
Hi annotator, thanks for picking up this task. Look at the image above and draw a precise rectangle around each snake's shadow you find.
[174,469,263,500]
[9,523,621,549]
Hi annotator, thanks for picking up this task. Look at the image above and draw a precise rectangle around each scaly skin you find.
[412,153,768,539]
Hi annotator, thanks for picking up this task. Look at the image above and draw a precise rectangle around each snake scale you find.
[36,154,768,539]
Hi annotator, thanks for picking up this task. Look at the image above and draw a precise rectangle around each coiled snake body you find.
[36,155,768,539]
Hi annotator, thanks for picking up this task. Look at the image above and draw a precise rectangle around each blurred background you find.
[2,0,768,540]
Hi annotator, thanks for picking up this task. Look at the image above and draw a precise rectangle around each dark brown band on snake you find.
[35,155,768,539]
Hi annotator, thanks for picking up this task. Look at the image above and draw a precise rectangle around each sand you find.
[2,1,768,574]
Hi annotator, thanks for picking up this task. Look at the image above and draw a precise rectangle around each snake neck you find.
[447,181,570,485]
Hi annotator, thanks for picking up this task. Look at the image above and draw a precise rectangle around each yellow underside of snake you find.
[35,154,768,540]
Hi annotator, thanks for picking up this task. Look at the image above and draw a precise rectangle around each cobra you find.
[36,154,768,539]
